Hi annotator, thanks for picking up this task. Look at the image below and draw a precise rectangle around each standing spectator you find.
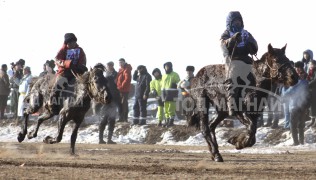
[283,62,310,145]
[281,85,291,129]
[116,58,132,122]
[93,63,120,144]
[50,33,87,115]
[0,64,10,119]
[178,66,195,121]
[132,65,152,125]
[106,61,118,82]
[306,60,316,127]
[301,49,314,73]
[178,66,195,94]
[150,68,164,126]
[161,62,180,127]
[9,59,25,119]
[39,62,48,77]
[263,84,282,129]
[17,66,32,121]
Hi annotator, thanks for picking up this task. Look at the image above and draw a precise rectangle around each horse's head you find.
[76,64,111,104]
[264,43,299,86]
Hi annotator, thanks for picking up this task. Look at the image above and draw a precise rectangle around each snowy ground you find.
[1,114,316,155]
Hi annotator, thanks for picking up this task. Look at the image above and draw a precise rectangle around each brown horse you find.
[17,64,111,155]
[185,44,299,162]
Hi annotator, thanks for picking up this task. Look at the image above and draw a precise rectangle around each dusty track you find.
[1,142,316,179]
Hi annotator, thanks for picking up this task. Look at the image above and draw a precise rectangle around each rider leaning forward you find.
[50,33,87,115]
[220,11,258,116]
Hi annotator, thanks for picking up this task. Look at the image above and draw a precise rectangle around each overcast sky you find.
[0,0,314,78]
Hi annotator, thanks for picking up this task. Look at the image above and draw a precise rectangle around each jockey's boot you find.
[299,128,305,145]
[50,91,61,115]
[107,131,117,144]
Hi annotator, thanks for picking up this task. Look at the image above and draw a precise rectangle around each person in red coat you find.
[116,58,132,122]
[50,33,87,115]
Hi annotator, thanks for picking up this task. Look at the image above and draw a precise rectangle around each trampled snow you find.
[1,115,316,155]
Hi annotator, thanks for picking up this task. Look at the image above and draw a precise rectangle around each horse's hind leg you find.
[28,111,54,139]
[43,113,69,144]
[200,111,225,162]
[18,94,43,142]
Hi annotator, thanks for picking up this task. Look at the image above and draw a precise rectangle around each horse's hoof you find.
[17,132,25,143]
[214,154,224,162]
[27,131,35,139]
[43,136,54,144]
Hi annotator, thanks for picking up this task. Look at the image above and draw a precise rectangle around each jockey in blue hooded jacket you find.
[220,11,258,116]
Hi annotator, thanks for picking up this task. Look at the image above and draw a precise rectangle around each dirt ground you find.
[1,142,316,179]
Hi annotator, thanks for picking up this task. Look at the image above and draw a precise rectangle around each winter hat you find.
[16,59,25,67]
[186,66,195,72]
[152,68,161,76]
[294,61,304,69]
[64,33,77,44]
[1,64,7,69]
[45,60,55,69]
[107,61,114,66]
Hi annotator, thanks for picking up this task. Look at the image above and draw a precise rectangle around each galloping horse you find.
[185,44,299,162]
[17,64,111,155]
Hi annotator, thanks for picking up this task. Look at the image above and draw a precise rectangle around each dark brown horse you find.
[185,44,299,162]
[17,65,111,155]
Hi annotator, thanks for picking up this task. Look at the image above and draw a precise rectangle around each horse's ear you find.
[268,43,274,55]
[281,44,287,54]
[90,67,93,71]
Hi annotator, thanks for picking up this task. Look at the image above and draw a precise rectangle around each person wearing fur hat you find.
[150,68,164,126]
[50,33,87,115]
[161,62,180,127]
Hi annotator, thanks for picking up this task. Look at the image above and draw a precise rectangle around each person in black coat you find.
[132,65,152,125]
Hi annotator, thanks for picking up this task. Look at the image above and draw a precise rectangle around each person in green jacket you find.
[150,68,164,126]
[161,62,180,127]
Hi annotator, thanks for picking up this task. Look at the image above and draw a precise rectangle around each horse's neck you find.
[253,59,273,91]
[73,82,91,104]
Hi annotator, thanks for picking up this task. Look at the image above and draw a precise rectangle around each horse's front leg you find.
[200,111,223,162]
[70,117,84,156]
[28,111,54,139]
[208,111,228,162]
